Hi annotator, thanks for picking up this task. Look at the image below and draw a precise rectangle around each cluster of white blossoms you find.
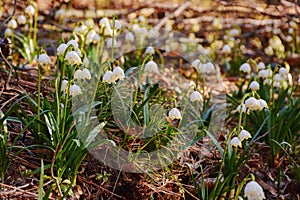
[57,40,82,65]
[103,67,125,84]
[192,59,215,74]
[257,63,292,88]
[244,181,265,200]
[232,97,267,115]
[61,80,81,97]
[74,68,92,80]
[230,129,252,148]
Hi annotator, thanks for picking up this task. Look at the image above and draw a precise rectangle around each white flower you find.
[232,104,248,114]
[113,66,125,81]
[106,38,118,48]
[286,35,293,42]
[273,81,281,88]
[69,84,82,96]
[65,51,82,65]
[239,63,251,74]
[288,27,294,34]
[85,19,94,27]
[204,62,215,73]
[61,80,68,91]
[259,99,268,109]
[230,137,242,148]
[74,69,91,80]
[258,68,272,79]
[103,71,115,84]
[125,32,134,42]
[138,15,146,22]
[104,26,113,36]
[145,61,158,73]
[74,24,88,36]
[57,43,68,56]
[192,59,201,69]
[190,91,203,102]
[83,57,89,67]
[257,62,265,70]
[145,46,155,55]
[4,28,13,36]
[263,78,272,86]
[245,97,260,111]
[8,19,17,29]
[274,74,282,82]
[25,5,35,16]
[55,8,65,20]
[244,181,265,200]
[279,67,288,76]
[99,17,110,27]
[249,81,260,91]
[287,73,293,86]
[112,20,122,29]
[239,130,252,141]
[86,30,97,44]
[222,44,231,54]
[37,53,51,65]
[67,39,79,50]
[168,108,182,120]
[289,20,297,29]
[17,15,26,25]
[81,68,92,80]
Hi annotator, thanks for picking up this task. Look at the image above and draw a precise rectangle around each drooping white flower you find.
[258,99,268,110]
[55,8,65,20]
[113,66,125,81]
[245,97,260,111]
[273,81,281,88]
[204,62,215,73]
[83,57,89,67]
[239,63,251,74]
[125,32,134,42]
[106,38,118,48]
[69,84,82,96]
[274,74,282,82]
[81,68,92,80]
[279,67,288,76]
[192,59,201,69]
[258,68,272,79]
[57,43,68,56]
[222,44,231,54]
[286,35,293,42]
[74,68,92,80]
[99,17,110,27]
[104,26,113,36]
[230,137,242,148]
[74,24,88,36]
[239,130,252,141]
[145,46,155,55]
[65,51,82,65]
[111,20,122,29]
[168,108,182,120]
[249,81,260,91]
[232,104,248,114]
[244,181,265,200]
[288,27,294,34]
[67,39,79,50]
[8,19,17,29]
[4,28,13,36]
[103,71,115,84]
[228,28,240,36]
[25,5,35,16]
[144,61,158,73]
[273,28,280,35]
[86,30,100,44]
[190,91,203,102]
[17,15,26,25]
[37,53,51,65]
[61,80,68,91]
[257,62,265,70]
